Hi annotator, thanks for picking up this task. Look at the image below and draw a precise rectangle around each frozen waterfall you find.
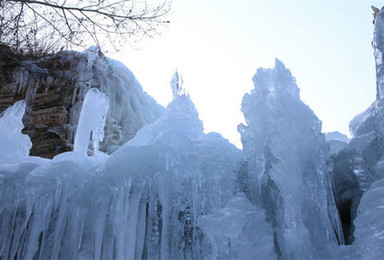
[0,71,273,259]
[0,59,345,259]
[2,24,384,257]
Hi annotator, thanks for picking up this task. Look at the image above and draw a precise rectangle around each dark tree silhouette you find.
[0,0,171,54]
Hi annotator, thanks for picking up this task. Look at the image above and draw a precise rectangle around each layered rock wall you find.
[0,47,164,158]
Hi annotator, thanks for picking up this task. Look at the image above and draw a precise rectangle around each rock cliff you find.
[0,47,164,158]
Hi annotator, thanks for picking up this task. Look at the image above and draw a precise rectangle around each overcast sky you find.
[111,0,383,148]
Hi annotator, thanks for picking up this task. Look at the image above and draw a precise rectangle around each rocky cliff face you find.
[0,47,164,158]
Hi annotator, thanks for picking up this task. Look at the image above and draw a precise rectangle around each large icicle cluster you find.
[0,72,275,259]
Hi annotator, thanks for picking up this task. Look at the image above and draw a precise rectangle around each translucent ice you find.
[0,73,276,259]
[8,30,384,256]
[171,70,186,99]
[0,101,32,163]
[239,59,343,258]
[74,88,109,155]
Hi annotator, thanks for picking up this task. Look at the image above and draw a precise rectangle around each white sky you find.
[111,0,382,148]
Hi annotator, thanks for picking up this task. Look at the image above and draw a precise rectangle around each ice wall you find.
[0,74,275,259]
[238,59,343,258]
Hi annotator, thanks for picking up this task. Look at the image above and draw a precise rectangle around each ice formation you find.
[330,6,384,256]
[73,88,109,155]
[77,47,165,153]
[326,131,349,155]
[353,179,384,259]
[171,70,186,99]
[0,56,347,259]
[238,59,343,258]
[11,46,164,156]
[3,8,384,258]
[373,6,384,99]
[0,100,32,163]
[0,72,274,259]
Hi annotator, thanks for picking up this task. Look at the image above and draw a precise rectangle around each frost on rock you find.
[238,59,343,258]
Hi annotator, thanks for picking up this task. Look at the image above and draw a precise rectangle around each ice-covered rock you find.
[346,7,384,191]
[2,47,164,158]
[328,8,384,248]
[239,59,343,258]
[326,131,350,144]
[331,149,362,244]
[319,6,384,253]
[353,178,384,259]
[333,102,384,244]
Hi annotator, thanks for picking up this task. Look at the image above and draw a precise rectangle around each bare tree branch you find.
[0,0,171,55]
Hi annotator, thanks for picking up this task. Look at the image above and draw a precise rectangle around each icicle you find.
[0,100,32,161]
[73,88,109,155]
